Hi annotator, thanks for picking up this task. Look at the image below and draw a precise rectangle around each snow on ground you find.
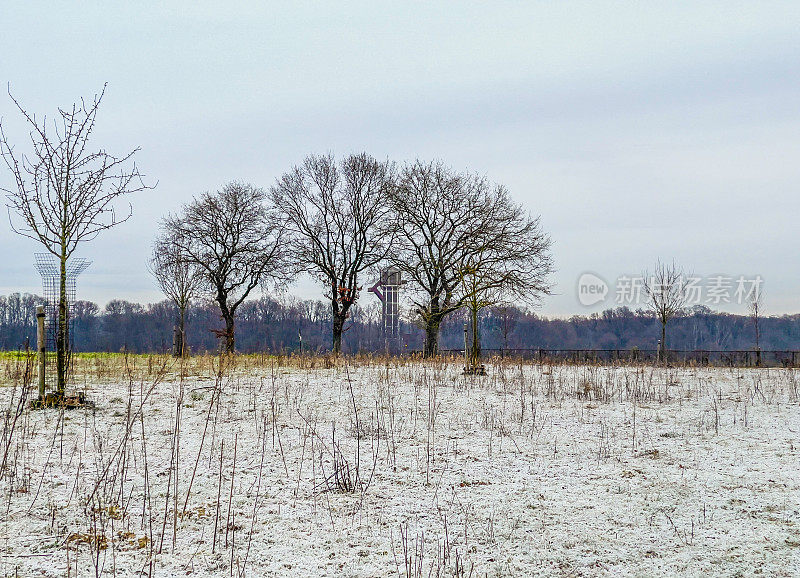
[1,359,798,577]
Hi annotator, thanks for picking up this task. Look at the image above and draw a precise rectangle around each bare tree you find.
[749,286,764,366]
[0,85,150,396]
[491,305,519,353]
[272,153,394,353]
[459,185,552,367]
[390,161,552,358]
[148,228,204,356]
[642,260,689,363]
[389,162,476,356]
[164,182,287,353]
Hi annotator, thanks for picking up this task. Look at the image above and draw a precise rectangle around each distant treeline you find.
[1,292,798,354]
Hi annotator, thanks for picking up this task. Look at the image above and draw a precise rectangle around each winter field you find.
[0,355,798,577]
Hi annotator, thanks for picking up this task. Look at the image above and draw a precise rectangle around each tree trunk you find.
[179,304,187,357]
[224,314,235,353]
[332,311,345,354]
[755,315,760,366]
[470,305,480,367]
[660,321,666,364]
[422,296,444,358]
[424,318,441,358]
[56,254,68,396]
[216,291,236,354]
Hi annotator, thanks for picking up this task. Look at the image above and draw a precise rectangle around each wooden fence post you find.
[36,305,45,399]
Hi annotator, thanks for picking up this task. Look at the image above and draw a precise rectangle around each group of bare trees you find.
[0,85,771,377]
[154,156,554,356]
[1,85,553,368]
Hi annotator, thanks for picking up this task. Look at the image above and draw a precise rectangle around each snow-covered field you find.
[1,358,798,577]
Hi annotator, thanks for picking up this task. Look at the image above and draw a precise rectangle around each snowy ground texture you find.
[1,357,798,577]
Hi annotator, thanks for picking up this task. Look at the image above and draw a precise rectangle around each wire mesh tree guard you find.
[34,253,90,397]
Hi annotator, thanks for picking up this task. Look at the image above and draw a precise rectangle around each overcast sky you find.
[1,1,799,317]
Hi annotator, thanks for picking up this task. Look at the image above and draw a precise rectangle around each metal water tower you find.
[369,266,404,349]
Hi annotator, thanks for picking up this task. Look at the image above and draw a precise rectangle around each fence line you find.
[438,348,798,368]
